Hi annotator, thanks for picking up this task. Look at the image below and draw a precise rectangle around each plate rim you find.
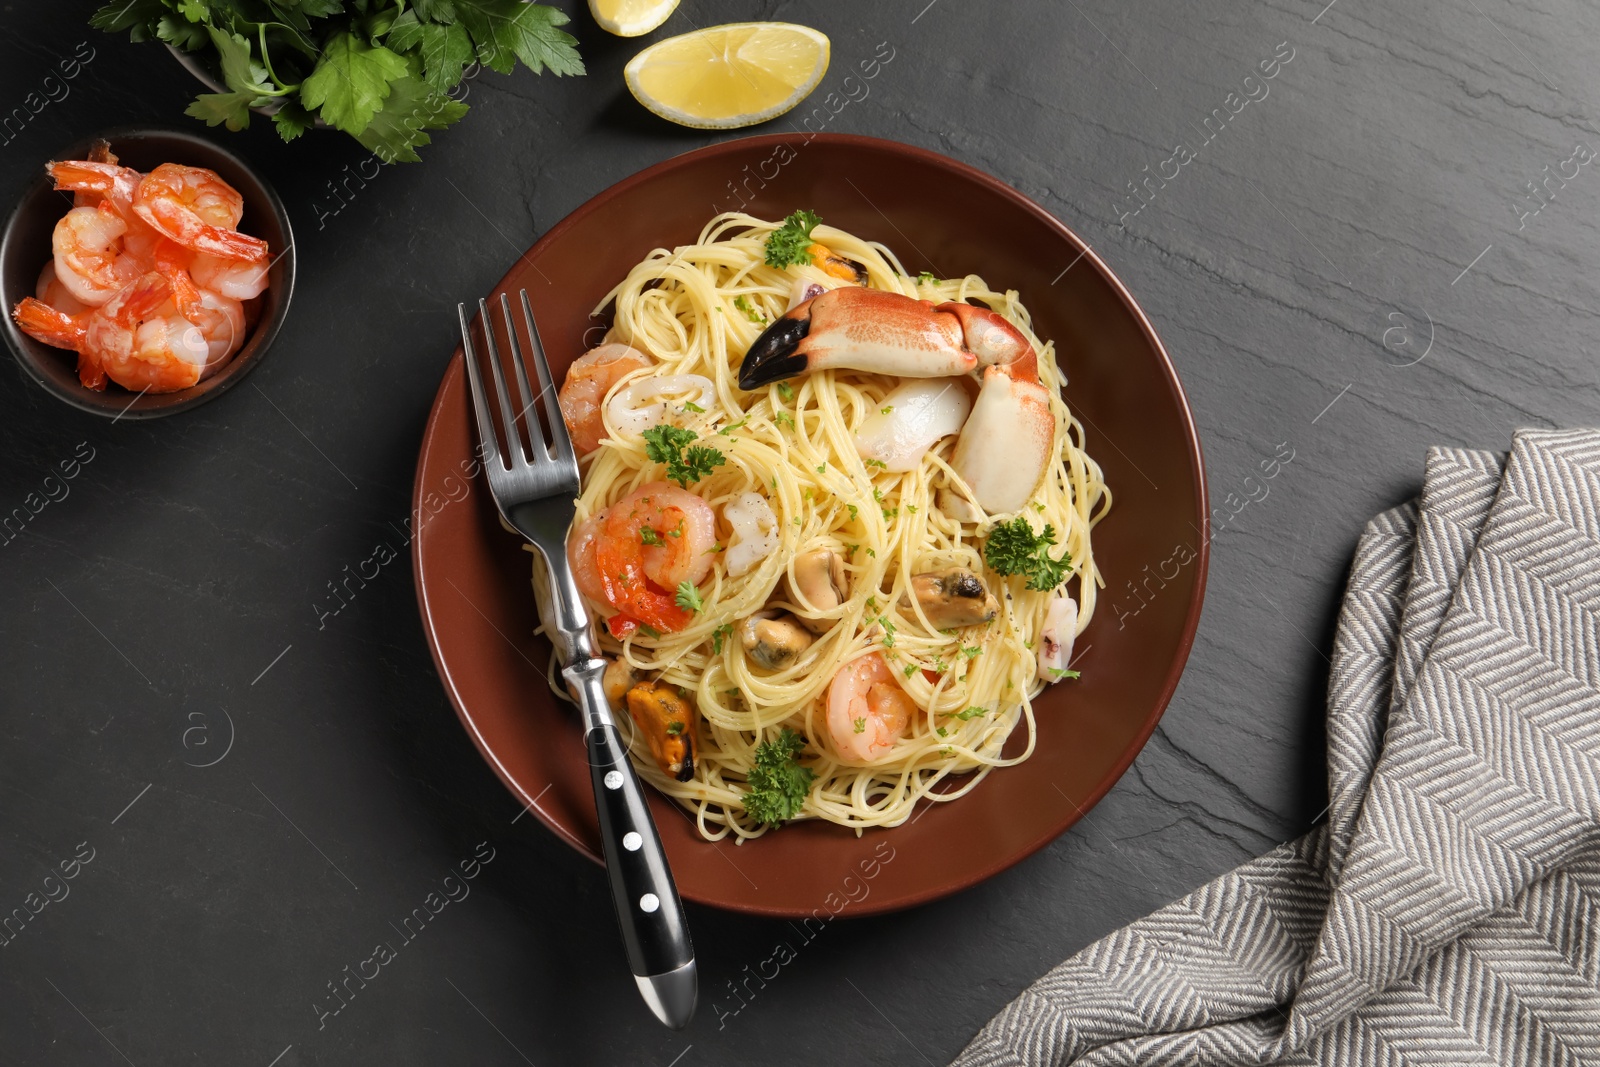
[411,132,1210,915]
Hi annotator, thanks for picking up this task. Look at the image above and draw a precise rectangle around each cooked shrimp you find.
[591,482,717,633]
[15,272,171,391]
[14,296,104,388]
[558,343,651,454]
[133,163,266,262]
[568,508,612,606]
[114,317,209,391]
[35,261,88,315]
[13,297,88,350]
[49,158,164,263]
[49,159,142,217]
[184,289,246,373]
[827,652,915,762]
[83,273,208,392]
[52,206,141,306]
[190,251,268,300]
[69,139,119,206]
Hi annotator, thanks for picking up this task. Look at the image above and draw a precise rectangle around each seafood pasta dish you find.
[553,210,1109,842]
[10,141,270,393]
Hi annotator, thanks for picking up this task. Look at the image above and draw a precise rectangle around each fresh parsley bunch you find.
[91,0,583,163]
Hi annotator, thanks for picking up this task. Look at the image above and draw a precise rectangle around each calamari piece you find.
[853,378,971,472]
[606,374,715,438]
[723,491,778,578]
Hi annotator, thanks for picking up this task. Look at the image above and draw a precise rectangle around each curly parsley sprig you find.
[984,517,1072,591]
[742,727,816,826]
[764,209,822,269]
[642,425,726,488]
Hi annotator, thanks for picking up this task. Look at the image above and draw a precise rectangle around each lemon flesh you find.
[589,0,679,37]
[624,22,831,129]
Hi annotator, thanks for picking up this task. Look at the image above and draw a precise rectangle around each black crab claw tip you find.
[738,315,811,390]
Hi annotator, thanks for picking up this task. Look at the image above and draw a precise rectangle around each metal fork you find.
[458,291,696,1029]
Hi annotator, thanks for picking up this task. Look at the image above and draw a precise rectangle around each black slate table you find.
[3,2,1593,1064]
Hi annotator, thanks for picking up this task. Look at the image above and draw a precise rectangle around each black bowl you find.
[0,127,295,419]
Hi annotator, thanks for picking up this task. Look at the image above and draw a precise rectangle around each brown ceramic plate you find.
[412,134,1207,917]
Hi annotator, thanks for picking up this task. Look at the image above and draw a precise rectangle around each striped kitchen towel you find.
[953,429,1600,1066]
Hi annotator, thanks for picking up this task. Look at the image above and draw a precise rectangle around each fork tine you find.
[520,290,575,469]
[458,303,502,470]
[498,294,547,463]
[478,297,526,466]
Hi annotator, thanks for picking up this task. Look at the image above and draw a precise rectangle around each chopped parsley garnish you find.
[961,645,983,660]
[642,424,726,488]
[904,663,919,679]
[936,726,948,738]
[637,624,661,639]
[863,458,887,470]
[717,418,749,436]
[776,380,796,404]
[853,717,866,734]
[816,463,826,474]
[878,616,896,647]
[984,517,1072,591]
[681,400,705,413]
[1050,668,1081,681]
[675,581,703,613]
[639,526,663,546]
[733,295,767,324]
[666,721,685,736]
[742,727,816,825]
[711,623,733,654]
[773,411,795,429]
[917,271,936,286]
[846,504,859,522]
[880,406,893,415]
[764,209,823,269]
[952,706,987,720]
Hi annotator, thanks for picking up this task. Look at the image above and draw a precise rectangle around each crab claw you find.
[943,362,1056,518]
[739,287,978,390]
[738,286,1058,517]
[937,303,1056,518]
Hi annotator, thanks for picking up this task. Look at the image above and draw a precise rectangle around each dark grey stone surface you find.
[0,1,1591,1063]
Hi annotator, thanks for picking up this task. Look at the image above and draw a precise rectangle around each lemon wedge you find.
[589,0,679,37]
[624,22,831,129]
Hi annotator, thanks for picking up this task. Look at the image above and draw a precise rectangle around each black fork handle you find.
[565,659,697,1027]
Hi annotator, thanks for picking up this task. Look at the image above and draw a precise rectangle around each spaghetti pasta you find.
[540,212,1110,842]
